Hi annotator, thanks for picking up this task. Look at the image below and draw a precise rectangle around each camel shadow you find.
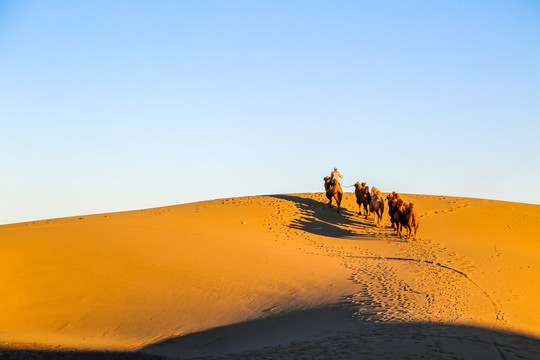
[270,194,402,242]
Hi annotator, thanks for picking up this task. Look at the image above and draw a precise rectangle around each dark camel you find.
[324,176,343,213]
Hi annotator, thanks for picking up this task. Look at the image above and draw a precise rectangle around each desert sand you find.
[0,192,539,359]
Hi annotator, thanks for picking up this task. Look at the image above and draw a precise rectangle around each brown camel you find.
[354,182,371,218]
[403,202,420,239]
[397,201,419,239]
[324,176,343,213]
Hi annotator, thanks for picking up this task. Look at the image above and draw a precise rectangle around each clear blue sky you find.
[1,0,539,224]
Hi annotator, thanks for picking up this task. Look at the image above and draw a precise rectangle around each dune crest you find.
[0,193,539,357]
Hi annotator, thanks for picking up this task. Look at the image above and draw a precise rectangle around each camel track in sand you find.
[265,194,509,357]
[268,195,495,309]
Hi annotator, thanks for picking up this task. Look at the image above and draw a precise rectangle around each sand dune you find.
[0,193,539,358]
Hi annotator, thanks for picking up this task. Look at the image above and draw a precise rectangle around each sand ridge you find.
[0,193,539,358]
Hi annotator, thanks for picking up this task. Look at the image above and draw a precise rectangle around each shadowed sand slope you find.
[141,316,540,360]
[1,193,539,359]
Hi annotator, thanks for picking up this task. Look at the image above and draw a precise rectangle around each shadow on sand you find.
[136,304,540,360]
[3,306,539,359]
[0,349,165,359]
[270,194,402,242]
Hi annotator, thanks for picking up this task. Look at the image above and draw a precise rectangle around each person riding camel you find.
[329,167,343,186]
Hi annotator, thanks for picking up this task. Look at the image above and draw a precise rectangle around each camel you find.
[397,201,419,239]
[324,176,343,213]
[392,198,404,234]
[402,202,419,239]
[387,192,400,230]
[369,188,385,226]
[354,182,371,218]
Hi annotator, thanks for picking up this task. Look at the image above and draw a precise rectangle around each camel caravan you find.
[323,168,419,239]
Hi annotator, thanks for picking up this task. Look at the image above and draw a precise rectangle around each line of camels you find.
[323,176,419,239]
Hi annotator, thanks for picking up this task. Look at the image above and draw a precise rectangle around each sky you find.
[1,0,539,224]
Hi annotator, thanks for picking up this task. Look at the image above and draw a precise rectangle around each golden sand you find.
[0,193,538,357]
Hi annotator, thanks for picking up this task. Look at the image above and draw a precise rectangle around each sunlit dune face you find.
[0,194,538,355]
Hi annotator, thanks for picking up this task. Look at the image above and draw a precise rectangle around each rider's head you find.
[334,167,337,171]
